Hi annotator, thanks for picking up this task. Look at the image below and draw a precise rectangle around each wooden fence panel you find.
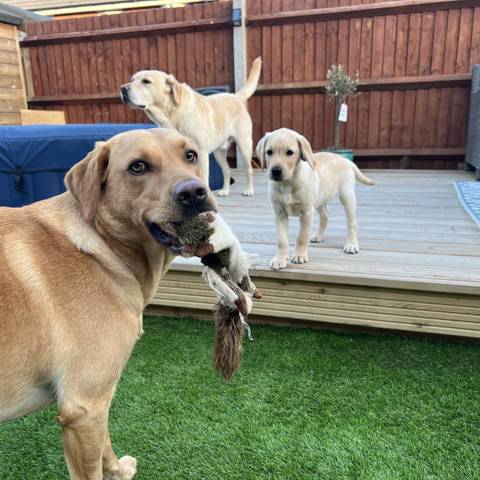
[0,22,27,125]
[248,0,480,155]
[23,1,234,124]
[21,0,479,163]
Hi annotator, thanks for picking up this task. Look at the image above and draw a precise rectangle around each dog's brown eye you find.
[142,79,151,85]
[185,150,198,163]
[266,149,273,156]
[129,160,149,175]
[286,149,294,156]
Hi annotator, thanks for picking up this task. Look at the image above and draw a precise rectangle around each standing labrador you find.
[121,58,262,197]
[0,128,217,479]
[256,128,374,270]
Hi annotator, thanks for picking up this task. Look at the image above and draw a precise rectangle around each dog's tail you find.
[353,164,375,186]
[236,57,262,102]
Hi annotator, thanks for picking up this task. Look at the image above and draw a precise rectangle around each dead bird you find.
[174,212,262,379]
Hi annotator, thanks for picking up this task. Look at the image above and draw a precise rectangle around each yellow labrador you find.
[256,128,375,270]
[0,128,216,479]
[120,58,262,197]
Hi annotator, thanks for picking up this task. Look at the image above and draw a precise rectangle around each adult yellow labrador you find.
[120,58,262,197]
[256,128,374,270]
[0,128,216,479]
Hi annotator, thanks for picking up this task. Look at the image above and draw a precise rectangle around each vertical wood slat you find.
[261,0,273,138]
[270,0,282,144]
[281,0,294,131]
[378,15,395,148]
[413,12,434,148]
[247,0,262,149]
[303,0,316,144]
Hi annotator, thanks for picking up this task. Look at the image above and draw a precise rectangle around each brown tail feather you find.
[214,304,244,381]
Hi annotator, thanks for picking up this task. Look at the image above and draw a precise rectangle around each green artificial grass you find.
[1,316,480,479]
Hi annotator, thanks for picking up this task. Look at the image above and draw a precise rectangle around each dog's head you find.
[120,70,184,113]
[256,128,315,183]
[65,128,216,252]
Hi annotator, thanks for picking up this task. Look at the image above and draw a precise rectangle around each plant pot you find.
[325,148,354,161]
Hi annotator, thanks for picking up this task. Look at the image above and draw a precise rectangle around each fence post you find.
[233,0,247,94]
[232,0,248,169]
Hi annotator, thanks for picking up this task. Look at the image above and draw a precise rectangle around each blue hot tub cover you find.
[0,123,223,208]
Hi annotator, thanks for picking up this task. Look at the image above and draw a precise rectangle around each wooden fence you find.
[22,1,233,124]
[21,0,480,166]
[0,22,26,125]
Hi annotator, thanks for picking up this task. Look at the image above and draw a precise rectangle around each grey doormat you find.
[454,181,480,227]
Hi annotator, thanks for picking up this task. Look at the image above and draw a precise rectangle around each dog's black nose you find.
[120,85,129,103]
[271,166,282,180]
[173,179,208,212]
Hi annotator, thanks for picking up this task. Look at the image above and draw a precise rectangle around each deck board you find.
[149,170,480,338]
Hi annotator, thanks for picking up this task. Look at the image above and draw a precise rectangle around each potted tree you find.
[325,64,359,161]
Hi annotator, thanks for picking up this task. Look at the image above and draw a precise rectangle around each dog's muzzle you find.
[120,85,143,108]
[173,179,214,217]
[147,222,183,253]
[270,166,283,182]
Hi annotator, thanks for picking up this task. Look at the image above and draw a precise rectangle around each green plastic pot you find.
[325,148,354,161]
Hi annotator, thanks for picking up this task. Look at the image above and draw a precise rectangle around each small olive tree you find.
[325,65,359,150]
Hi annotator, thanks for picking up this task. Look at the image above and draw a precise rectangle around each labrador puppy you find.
[120,57,262,197]
[0,128,216,479]
[256,128,375,270]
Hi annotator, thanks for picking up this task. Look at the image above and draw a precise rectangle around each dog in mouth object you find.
[175,212,262,380]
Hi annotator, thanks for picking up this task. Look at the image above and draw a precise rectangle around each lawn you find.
[1,316,480,479]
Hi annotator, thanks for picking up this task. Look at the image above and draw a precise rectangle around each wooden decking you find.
[148,170,480,338]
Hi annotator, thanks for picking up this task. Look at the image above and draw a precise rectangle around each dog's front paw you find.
[216,188,230,197]
[103,456,137,480]
[344,241,359,254]
[242,188,254,197]
[310,235,324,243]
[291,255,308,264]
[118,456,137,479]
[271,256,288,270]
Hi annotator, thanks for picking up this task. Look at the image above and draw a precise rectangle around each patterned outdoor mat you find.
[454,181,480,228]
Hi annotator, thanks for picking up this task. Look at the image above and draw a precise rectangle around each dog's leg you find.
[213,148,231,197]
[236,137,254,196]
[340,189,360,254]
[59,400,137,480]
[292,208,313,264]
[311,205,329,243]
[103,433,137,480]
[271,207,289,270]
[58,401,110,480]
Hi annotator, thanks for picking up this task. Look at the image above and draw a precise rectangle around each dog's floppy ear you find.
[296,133,315,170]
[255,132,271,169]
[65,141,110,223]
[165,74,183,105]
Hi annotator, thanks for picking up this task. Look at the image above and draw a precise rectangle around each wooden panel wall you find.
[21,0,480,163]
[23,1,233,124]
[149,269,480,339]
[0,23,27,125]
[247,0,480,156]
